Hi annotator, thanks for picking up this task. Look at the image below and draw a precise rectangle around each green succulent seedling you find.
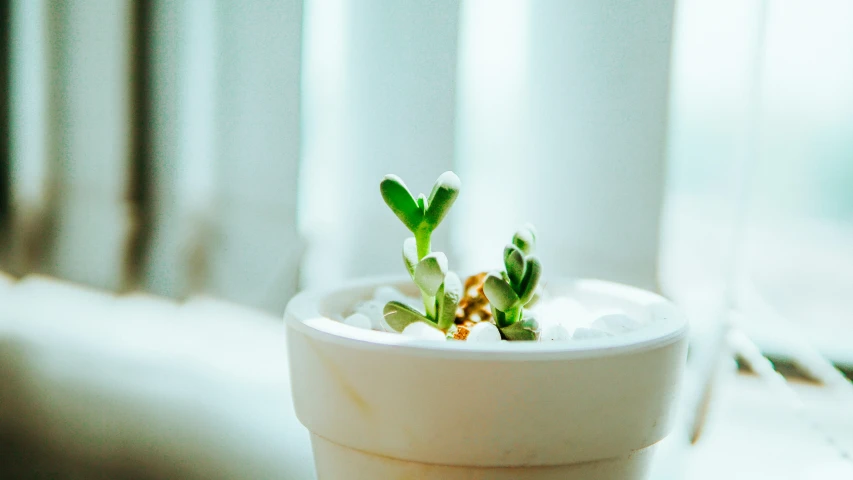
[380,171,460,259]
[483,225,542,340]
[380,172,463,332]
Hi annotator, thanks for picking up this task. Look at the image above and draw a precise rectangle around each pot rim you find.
[285,274,688,361]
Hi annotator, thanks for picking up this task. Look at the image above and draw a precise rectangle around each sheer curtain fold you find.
[454,0,530,275]
[526,0,675,292]
[207,0,304,311]
[5,0,50,275]
[4,0,680,306]
[5,0,305,311]
[144,0,304,312]
[0,0,9,254]
[42,0,135,291]
[143,0,222,299]
[458,0,675,290]
[661,0,853,363]
[300,0,460,287]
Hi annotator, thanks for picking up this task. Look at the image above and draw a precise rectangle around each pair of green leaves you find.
[384,271,462,332]
[497,314,540,341]
[485,247,541,312]
[483,225,542,340]
[387,237,462,332]
[380,172,461,234]
[403,238,447,296]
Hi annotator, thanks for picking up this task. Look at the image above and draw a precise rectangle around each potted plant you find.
[285,172,687,480]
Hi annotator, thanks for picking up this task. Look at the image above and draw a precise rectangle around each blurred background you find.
[0,0,851,478]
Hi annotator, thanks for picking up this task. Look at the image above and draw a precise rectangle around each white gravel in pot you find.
[572,327,614,340]
[342,313,372,330]
[540,324,571,342]
[466,322,501,343]
[344,286,648,342]
[590,313,642,335]
[401,321,445,341]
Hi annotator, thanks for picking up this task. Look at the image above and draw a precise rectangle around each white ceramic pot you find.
[285,276,688,480]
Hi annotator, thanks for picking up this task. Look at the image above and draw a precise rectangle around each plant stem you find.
[415,229,431,261]
[423,294,436,318]
[494,309,507,328]
[504,307,521,327]
[415,229,436,318]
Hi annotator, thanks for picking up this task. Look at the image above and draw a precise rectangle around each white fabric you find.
[0,276,314,479]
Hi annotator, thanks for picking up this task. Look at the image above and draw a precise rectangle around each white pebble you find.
[401,322,446,341]
[373,286,410,305]
[591,313,641,335]
[466,322,501,343]
[353,300,385,330]
[343,313,372,330]
[364,289,425,332]
[532,297,592,331]
[591,308,625,317]
[572,327,613,340]
[540,324,571,342]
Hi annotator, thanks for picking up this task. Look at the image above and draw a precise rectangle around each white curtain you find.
[144,0,304,312]
[8,0,305,312]
[6,0,850,344]
[454,0,674,291]
[41,0,134,291]
[661,0,853,363]
[302,0,676,292]
[143,0,217,300]
[5,0,678,308]
[300,0,460,286]
[206,0,304,311]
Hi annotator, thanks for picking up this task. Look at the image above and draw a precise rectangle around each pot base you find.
[311,434,655,480]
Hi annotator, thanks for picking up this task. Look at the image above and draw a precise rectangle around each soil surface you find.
[455,272,493,327]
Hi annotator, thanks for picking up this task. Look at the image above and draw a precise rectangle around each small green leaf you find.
[384,301,432,332]
[483,273,519,312]
[402,237,418,277]
[414,252,448,296]
[512,226,536,255]
[417,193,428,217]
[518,255,542,304]
[436,271,462,330]
[503,244,525,290]
[499,314,540,341]
[423,171,461,229]
[380,175,423,232]
[493,309,507,328]
[525,285,543,308]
